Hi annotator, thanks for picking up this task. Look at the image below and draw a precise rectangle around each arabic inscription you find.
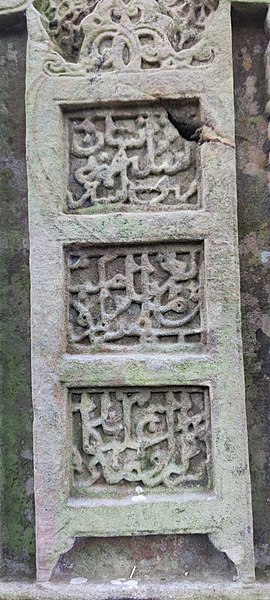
[67,242,203,350]
[72,386,211,488]
[67,106,198,212]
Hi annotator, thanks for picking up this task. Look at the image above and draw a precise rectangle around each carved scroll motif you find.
[80,0,218,71]
[67,242,203,350]
[34,0,100,61]
[72,387,211,488]
[67,106,198,212]
[35,0,219,74]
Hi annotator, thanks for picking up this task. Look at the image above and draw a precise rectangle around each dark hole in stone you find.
[160,100,201,142]
[166,112,201,143]
[184,333,201,343]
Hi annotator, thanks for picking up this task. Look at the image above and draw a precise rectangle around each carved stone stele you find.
[25,0,255,585]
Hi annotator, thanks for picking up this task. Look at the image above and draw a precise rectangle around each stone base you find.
[1,581,270,600]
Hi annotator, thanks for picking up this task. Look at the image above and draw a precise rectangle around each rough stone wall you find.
[232,6,270,575]
[0,14,35,578]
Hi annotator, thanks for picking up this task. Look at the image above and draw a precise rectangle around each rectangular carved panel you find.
[71,386,211,491]
[67,242,203,351]
[66,104,199,213]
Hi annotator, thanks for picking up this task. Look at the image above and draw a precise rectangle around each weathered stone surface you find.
[5,2,268,597]
[2,579,270,599]
[53,534,235,582]
[3,0,270,593]
[24,0,255,584]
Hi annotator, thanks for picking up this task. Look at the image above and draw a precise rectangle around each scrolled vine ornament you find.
[35,0,219,74]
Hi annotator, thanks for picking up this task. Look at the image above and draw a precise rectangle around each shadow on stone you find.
[51,534,236,584]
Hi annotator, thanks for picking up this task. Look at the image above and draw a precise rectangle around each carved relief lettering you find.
[67,242,203,350]
[67,105,198,212]
[71,386,211,488]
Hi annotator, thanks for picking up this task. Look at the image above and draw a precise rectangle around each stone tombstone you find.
[24,0,255,583]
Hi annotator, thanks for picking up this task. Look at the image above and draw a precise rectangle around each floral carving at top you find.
[35,0,219,74]
[158,0,219,52]
[80,0,219,71]
[35,0,99,61]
